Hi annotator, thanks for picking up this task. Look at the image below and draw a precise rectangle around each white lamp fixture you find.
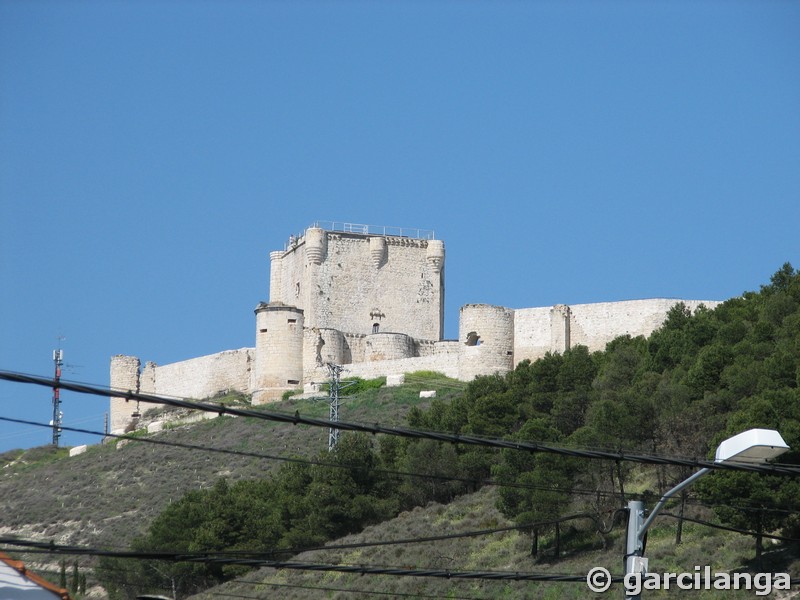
[714,428,790,464]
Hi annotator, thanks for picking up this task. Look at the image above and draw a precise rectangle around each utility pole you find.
[327,363,343,451]
[51,348,64,447]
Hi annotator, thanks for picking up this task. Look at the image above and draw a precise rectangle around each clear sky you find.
[1,1,798,453]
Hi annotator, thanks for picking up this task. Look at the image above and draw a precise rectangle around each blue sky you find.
[1,1,798,452]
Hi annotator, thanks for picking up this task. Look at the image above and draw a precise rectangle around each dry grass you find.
[0,376,459,561]
[187,486,800,600]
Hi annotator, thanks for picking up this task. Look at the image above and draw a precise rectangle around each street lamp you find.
[624,428,789,599]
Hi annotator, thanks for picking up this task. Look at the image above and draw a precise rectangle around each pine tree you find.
[70,560,79,594]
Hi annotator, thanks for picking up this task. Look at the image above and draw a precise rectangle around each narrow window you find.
[259,328,268,333]
[287,379,300,385]
[288,319,297,324]
[372,323,380,334]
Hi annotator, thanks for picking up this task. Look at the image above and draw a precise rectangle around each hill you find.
[0,373,460,571]
[3,264,800,599]
[182,485,798,600]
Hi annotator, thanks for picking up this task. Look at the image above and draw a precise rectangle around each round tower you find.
[304,327,351,366]
[365,332,414,361]
[305,227,327,266]
[109,355,141,434]
[426,239,445,274]
[269,251,284,303]
[253,302,305,404]
[458,304,515,380]
[369,236,387,268]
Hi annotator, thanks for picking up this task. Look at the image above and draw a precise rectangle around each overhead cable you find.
[2,371,798,476]
[0,536,615,583]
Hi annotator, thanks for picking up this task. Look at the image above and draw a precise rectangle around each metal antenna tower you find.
[51,348,64,447]
[326,363,343,451]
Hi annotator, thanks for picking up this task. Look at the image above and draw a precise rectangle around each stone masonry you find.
[110,222,720,434]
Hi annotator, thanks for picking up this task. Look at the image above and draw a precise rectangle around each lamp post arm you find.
[638,467,710,538]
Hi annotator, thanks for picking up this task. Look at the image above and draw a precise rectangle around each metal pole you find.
[52,349,63,447]
[639,468,710,536]
[624,467,712,598]
[624,500,645,600]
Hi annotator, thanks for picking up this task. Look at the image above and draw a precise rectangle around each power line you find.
[13,412,795,519]
[3,371,798,476]
[72,561,498,600]
[0,537,611,583]
[0,414,617,500]
[257,511,616,557]
[4,415,800,526]
[660,512,800,543]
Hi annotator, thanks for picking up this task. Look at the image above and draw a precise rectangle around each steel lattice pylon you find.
[326,363,344,451]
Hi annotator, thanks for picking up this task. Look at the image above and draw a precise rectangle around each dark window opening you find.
[259,328,268,333]
[288,318,297,324]
[287,379,300,385]
[465,331,481,346]
[372,323,380,334]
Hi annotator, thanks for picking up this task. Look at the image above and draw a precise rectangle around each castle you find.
[109,222,719,433]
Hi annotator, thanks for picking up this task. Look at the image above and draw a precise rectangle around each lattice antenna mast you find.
[326,363,344,451]
[51,348,64,447]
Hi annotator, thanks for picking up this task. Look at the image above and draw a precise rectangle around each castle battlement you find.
[109,224,720,433]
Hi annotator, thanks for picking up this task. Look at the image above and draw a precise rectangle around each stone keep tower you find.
[268,224,444,338]
[252,223,445,402]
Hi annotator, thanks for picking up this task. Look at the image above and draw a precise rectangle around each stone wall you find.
[110,349,252,433]
[513,299,720,364]
[110,298,721,432]
[568,299,718,350]
[139,348,253,400]
[305,341,462,383]
[512,307,552,364]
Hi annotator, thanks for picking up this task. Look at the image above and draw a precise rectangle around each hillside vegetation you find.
[186,486,790,600]
[4,264,800,599]
[0,374,460,566]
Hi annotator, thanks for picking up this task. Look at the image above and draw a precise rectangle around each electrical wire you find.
[252,511,614,557]
[0,536,617,583]
[4,415,799,534]
[3,560,493,600]
[0,512,612,565]
[660,512,800,543]
[70,561,498,600]
[2,371,798,476]
[0,414,622,501]
[14,412,789,518]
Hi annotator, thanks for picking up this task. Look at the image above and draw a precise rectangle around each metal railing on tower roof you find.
[310,221,435,240]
